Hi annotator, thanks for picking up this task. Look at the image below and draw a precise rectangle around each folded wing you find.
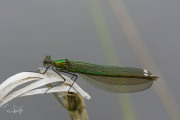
[79,74,153,93]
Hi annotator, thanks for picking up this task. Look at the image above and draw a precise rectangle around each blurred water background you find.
[0,0,180,120]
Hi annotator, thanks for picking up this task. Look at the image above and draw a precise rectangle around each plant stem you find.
[46,84,88,120]
[62,92,88,120]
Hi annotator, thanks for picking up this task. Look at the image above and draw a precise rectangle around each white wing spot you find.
[144,73,148,76]
[144,69,148,73]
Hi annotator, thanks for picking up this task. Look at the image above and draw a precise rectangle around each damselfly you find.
[43,56,158,93]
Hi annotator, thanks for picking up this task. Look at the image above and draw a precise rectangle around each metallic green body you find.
[54,59,67,69]
[69,60,147,77]
[43,56,158,93]
[54,59,152,79]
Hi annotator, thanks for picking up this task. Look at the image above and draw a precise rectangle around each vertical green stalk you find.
[87,0,137,120]
[87,0,119,65]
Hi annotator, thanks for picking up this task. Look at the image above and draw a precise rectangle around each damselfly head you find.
[43,56,53,67]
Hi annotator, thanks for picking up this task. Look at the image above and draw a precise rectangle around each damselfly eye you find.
[43,56,51,67]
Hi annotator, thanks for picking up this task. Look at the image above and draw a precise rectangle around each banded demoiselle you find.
[43,56,158,93]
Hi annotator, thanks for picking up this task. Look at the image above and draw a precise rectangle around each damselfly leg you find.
[56,70,78,92]
[44,66,66,93]
[42,65,51,74]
